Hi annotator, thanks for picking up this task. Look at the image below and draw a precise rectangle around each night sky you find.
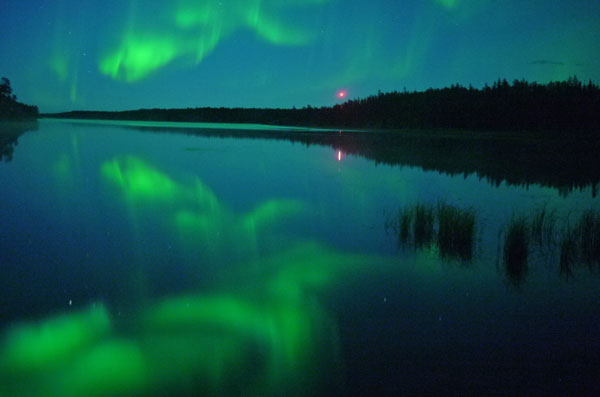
[1,0,599,113]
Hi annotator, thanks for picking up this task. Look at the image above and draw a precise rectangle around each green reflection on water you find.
[259,241,381,300]
[242,199,306,231]
[52,154,72,184]
[101,156,181,201]
[102,155,306,268]
[143,292,334,389]
[57,340,147,397]
[1,304,110,374]
[0,155,397,395]
[0,240,380,395]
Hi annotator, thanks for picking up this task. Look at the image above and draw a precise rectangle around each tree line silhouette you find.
[0,77,38,120]
[47,76,599,134]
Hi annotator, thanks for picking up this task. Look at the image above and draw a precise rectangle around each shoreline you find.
[38,116,599,143]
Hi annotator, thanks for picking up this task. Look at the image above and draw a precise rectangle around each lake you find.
[1,119,599,395]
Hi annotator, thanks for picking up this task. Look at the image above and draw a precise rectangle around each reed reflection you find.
[386,202,600,285]
[499,208,600,286]
[386,202,476,263]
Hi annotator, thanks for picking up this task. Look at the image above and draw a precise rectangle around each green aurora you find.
[1,0,597,111]
[100,0,323,82]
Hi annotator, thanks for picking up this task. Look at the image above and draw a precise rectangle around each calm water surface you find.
[0,119,599,395]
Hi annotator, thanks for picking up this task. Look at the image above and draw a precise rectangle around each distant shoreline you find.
[39,117,561,143]
[38,117,363,133]
[40,77,600,136]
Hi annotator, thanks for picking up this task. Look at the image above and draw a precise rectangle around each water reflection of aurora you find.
[0,156,390,396]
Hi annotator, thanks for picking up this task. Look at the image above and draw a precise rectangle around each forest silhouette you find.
[0,77,39,161]
[46,77,600,134]
[4,75,599,190]
[0,77,38,120]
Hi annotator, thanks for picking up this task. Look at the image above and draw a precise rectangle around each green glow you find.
[143,291,331,386]
[242,199,305,230]
[173,197,306,264]
[101,156,224,207]
[190,180,221,212]
[52,154,72,184]
[175,210,217,233]
[50,54,69,82]
[1,305,110,373]
[177,0,317,45]
[101,156,307,272]
[175,3,214,28]
[94,157,389,392]
[57,340,147,396]
[173,197,306,267]
[44,3,85,105]
[436,0,459,8]
[101,156,180,201]
[243,4,313,46]
[0,240,393,395]
[100,34,187,82]
[146,294,270,334]
[140,242,386,388]
[267,243,341,288]
[141,334,244,392]
[258,242,382,300]
[101,0,327,81]
[48,4,70,84]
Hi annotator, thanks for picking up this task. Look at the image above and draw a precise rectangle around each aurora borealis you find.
[0,0,598,112]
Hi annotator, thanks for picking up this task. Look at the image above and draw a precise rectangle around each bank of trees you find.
[48,77,600,134]
[0,77,38,120]
[326,77,599,133]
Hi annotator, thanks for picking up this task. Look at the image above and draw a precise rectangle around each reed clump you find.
[530,206,557,247]
[502,208,599,281]
[503,216,529,286]
[576,209,600,266]
[437,203,476,262]
[413,204,435,248]
[399,209,413,245]
[559,228,578,278]
[558,209,600,275]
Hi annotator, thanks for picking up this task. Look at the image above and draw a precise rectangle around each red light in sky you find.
[337,90,347,98]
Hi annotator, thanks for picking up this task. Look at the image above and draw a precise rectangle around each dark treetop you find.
[0,77,39,121]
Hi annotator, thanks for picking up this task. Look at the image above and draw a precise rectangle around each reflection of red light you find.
[337,150,342,161]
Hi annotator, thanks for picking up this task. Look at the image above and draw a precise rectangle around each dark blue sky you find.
[1,0,599,112]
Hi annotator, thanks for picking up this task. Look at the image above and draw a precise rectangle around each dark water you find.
[0,119,599,396]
